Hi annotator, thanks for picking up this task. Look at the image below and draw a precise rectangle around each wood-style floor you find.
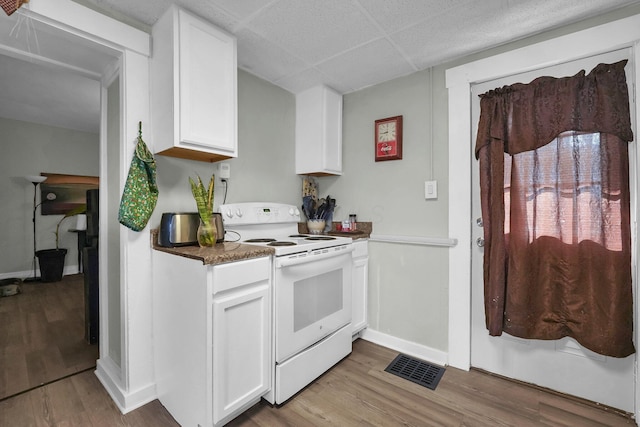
[1,338,635,426]
[0,273,99,400]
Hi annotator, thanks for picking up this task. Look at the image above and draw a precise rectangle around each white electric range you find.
[220,202,354,404]
[220,202,352,255]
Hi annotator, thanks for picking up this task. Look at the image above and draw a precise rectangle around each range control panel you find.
[220,203,301,226]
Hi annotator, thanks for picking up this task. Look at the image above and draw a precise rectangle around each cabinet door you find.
[352,256,368,335]
[179,9,237,154]
[295,85,342,175]
[212,281,270,425]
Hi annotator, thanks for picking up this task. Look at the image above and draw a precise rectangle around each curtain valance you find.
[475,60,633,158]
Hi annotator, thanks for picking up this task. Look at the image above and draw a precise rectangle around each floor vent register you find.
[385,354,445,390]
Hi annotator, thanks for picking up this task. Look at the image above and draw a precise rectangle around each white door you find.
[471,49,636,412]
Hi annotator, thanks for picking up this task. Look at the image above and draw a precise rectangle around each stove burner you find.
[245,238,277,243]
[288,234,309,238]
[268,241,297,247]
[305,236,336,241]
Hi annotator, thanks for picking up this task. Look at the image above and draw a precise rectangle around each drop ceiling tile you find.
[89,0,173,25]
[236,28,309,82]
[356,0,473,33]
[275,67,339,94]
[84,0,241,30]
[203,0,278,21]
[0,17,118,76]
[393,0,640,70]
[0,56,100,132]
[247,0,381,64]
[389,0,512,69]
[316,38,416,93]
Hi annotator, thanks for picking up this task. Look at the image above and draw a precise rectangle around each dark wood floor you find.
[0,338,635,426]
[0,273,99,400]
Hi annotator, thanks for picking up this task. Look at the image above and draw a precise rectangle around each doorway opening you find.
[0,11,119,400]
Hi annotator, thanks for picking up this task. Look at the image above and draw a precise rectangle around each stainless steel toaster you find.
[158,213,199,247]
[158,212,225,247]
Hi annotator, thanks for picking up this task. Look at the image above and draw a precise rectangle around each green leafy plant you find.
[55,204,87,249]
[189,174,216,246]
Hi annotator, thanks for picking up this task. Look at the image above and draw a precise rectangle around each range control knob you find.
[235,209,243,218]
[288,207,296,216]
[225,209,233,218]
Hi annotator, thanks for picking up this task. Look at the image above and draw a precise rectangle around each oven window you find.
[293,269,343,332]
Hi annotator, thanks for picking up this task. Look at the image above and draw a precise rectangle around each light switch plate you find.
[425,180,437,199]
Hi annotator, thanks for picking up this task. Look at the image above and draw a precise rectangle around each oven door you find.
[274,245,353,363]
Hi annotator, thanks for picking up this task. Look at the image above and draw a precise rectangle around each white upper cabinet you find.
[295,85,343,176]
[151,6,237,162]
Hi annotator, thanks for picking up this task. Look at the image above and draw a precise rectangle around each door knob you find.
[476,217,483,227]
[476,237,485,247]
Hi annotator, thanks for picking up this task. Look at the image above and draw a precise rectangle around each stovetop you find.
[220,202,352,256]
[240,233,352,256]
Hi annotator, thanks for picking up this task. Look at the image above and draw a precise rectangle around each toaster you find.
[159,212,226,247]
[158,213,199,247]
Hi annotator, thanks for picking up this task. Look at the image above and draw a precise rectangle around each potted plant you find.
[189,174,216,247]
[36,204,86,282]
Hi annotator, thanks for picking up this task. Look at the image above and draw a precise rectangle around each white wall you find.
[0,117,99,278]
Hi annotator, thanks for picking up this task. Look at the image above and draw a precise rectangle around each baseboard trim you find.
[360,328,448,367]
[95,358,157,414]
[0,265,81,281]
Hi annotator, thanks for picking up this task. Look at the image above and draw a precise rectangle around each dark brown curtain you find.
[475,60,635,358]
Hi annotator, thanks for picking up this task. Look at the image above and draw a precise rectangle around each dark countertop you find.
[151,229,274,266]
[299,221,372,239]
[151,221,370,265]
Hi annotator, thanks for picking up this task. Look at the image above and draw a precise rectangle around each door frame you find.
[446,12,640,418]
[21,0,154,413]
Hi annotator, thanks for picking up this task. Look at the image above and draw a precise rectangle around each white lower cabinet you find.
[211,259,271,425]
[153,251,271,426]
[351,239,369,337]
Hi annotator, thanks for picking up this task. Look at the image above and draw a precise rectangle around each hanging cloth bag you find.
[118,122,158,231]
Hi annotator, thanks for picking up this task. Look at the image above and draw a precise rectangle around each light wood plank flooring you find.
[0,274,99,400]
[1,339,635,426]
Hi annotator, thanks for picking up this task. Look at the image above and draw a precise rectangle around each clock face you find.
[377,122,397,142]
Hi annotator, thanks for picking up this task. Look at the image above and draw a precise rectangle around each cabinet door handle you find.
[276,245,354,268]
[476,237,485,247]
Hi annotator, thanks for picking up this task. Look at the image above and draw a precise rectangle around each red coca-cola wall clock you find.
[375,115,403,161]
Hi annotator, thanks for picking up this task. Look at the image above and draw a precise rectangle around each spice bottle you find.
[349,214,357,231]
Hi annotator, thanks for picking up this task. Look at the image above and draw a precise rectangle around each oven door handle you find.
[275,245,354,268]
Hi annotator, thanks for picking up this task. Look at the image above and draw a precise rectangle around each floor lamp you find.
[25,175,47,282]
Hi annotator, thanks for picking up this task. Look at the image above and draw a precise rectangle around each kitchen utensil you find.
[302,195,314,219]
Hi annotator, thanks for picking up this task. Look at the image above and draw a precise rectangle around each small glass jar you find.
[349,214,357,231]
[197,219,217,247]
